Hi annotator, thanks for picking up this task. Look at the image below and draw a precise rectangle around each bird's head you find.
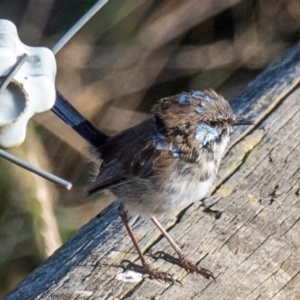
[153,90,252,150]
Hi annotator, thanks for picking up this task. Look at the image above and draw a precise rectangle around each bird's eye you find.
[209,121,218,127]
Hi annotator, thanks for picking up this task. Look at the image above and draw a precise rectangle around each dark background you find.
[0,0,299,296]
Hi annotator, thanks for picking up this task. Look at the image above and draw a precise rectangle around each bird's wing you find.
[87,119,157,196]
[86,159,126,196]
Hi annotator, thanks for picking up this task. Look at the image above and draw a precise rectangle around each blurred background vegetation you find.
[0,0,300,297]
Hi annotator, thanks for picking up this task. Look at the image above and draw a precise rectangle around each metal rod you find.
[0,54,28,96]
[0,149,72,190]
[52,0,109,54]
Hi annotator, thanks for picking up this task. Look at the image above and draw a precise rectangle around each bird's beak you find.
[232,115,254,126]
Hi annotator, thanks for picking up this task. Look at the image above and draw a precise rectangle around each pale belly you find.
[165,175,214,209]
[120,163,216,215]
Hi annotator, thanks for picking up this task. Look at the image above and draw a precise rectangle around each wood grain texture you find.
[4,42,300,300]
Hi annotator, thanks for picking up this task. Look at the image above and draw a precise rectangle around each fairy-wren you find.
[52,88,251,282]
[83,90,252,282]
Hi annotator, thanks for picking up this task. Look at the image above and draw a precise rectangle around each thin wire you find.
[0,149,72,190]
[52,0,109,54]
[0,54,28,96]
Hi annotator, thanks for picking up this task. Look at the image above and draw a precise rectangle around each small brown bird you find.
[54,89,252,283]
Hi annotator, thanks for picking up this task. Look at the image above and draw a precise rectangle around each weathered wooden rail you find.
[4,41,300,300]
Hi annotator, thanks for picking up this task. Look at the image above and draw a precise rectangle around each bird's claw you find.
[150,251,215,280]
[120,259,181,285]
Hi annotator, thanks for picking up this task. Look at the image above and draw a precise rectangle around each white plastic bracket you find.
[0,19,57,148]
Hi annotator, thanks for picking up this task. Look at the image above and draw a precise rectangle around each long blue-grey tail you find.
[52,90,108,147]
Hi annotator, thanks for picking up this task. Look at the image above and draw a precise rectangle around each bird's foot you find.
[152,251,215,280]
[121,259,180,284]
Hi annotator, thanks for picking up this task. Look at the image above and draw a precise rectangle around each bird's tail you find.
[52,90,108,147]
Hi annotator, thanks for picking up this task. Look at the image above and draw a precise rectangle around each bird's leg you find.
[150,216,215,280]
[118,203,175,283]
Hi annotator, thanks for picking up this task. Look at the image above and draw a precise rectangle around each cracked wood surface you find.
[4,42,300,300]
